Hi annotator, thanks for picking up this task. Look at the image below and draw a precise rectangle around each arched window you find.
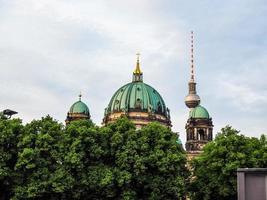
[186,130,190,140]
[198,129,205,140]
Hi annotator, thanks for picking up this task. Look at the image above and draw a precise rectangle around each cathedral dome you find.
[66,94,91,124]
[189,105,210,119]
[105,82,168,118]
[103,54,171,128]
[69,100,90,115]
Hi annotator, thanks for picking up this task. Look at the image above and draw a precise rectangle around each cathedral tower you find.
[185,32,213,159]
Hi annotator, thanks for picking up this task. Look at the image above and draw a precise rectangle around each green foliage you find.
[61,118,112,199]
[0,116,187,199]
[103,118,189,199]
[1,116,266,200]
[14,115,65,200]
[189,126,267,200]
[0,118,23,200]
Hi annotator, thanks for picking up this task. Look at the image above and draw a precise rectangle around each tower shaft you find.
[185,31,200,109]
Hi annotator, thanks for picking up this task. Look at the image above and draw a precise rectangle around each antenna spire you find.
[190,31,195,81]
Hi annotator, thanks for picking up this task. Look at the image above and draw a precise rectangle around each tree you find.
[103,117,189,199]
[189,126,267,200]
[1,116,188,199]
[0,118,23,200]
[61,119,114,199]
[14,116,65,200]
[57,117,188,199]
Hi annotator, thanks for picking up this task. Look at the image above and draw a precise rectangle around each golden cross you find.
[136,52,140,61]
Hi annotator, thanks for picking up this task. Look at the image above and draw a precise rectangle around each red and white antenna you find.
[190,31,195,81]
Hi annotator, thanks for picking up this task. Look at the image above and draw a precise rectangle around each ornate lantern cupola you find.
[132,53,143,82]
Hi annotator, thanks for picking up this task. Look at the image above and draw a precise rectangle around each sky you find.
[0,0,266,145]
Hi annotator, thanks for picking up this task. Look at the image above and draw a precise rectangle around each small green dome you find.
[189,105,210,119]
[69,100,90,115]
[105,82,170,119]
[176,138,182,145]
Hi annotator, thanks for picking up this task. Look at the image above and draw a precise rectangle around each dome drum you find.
[66,113,90,124]
[103,109,171,127]
[186,118,213,127]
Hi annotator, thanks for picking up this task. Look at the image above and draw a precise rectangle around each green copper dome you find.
[69,97,90,115]
[176,138,182,145]
[66,94,91,124]
[103,54,171,127]
[189,105,210,119]
[105,82,169,118]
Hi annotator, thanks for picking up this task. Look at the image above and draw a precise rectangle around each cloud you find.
[0,0,266,145]
[218,81,267,111]
[214,54,267,112]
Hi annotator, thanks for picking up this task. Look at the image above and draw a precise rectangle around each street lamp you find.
[1,109,18,119]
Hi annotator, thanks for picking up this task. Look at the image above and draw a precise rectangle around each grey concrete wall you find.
[237,168,267,200]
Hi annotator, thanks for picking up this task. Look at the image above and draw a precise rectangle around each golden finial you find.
[190,31,195,81]
[134,52,142,74]
[79,92,82,101]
